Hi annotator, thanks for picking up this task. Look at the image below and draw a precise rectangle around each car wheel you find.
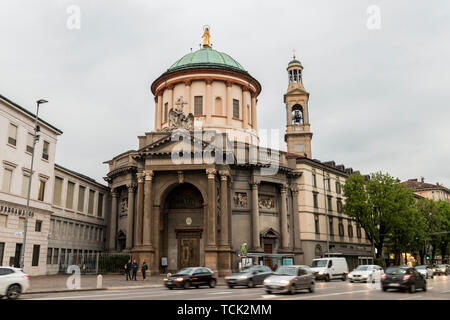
[325,274,330,282]
[382,286,387,292]
[422,282,427,292]
[266,290,272,294]
[6,284,21,300]
[350,280,354,283]
[247,279,255,288]
[409,283,416,293]
[342,274,347,281]
[228,284,234,289]
[208,279,216,288]
[308,282,315,293]
[289,284,296,295]
[432,275,434,279]
[184,281,191,289]
[168,286,173,290]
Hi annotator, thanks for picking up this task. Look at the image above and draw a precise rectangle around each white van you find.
[310,258,348,281]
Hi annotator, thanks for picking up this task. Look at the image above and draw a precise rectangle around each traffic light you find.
[426,255,430,261]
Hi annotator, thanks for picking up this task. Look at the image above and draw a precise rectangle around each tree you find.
[436,200,450,263]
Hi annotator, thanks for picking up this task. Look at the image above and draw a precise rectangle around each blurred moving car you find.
[414,265,434,279]
[225,265,272,288]
[164,267,216,289]
[310,257,348,281]
[434,264,449,276]
[264,265,315,294]
[348,265,384,283]
[381,266,426,293]
[0,267,30,300]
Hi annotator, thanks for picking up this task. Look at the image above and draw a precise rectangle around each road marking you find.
[28,288,172,300]
[398,295,422,300]
[210,291,232,295]
[262,295,276,299]
[440,290,450,294]
[279,289,372,300]
[189,292,260,300]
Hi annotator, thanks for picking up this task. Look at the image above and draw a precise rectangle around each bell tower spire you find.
[284,56,313,157]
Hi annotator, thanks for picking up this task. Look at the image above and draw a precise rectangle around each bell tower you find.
[284,56,312,158]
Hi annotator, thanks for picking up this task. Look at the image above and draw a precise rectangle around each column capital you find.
[127,184,137,192]
[280,184,288,193]
[205,78,213,85]
[154,96,158,103]
[177,170,184,184]
[137,172,145,183]
[250,181,260,188]
[167,84,174,90]
[143,170,154,181]
[111,190,118,197]
[251,92,257,99]
[184,79,192,86]
[290,185,299,194]
[206,168,216,179]
[219,170,229,180]
[226,80,233,87]
[242,86,249,92]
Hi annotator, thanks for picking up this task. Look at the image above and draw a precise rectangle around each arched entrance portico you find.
[161,183,205,272]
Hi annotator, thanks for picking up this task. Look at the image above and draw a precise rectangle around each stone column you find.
[134,173,144,247]
[154,96,159,131]
[219,170,229,246]
[126,184,136,250]
[142,170,154,249]
[152,205,161,273]
[280,185,289,249]
[286,103,291,126]
[157,94,163,130]
[184,80,192,114]
[291,186,301,249]
[206,78,212,121]
[251,93,257,130]
[226,81,232,126]
[251,181,262,251]
[206,168,217,247]
[242,87,248,129]
[167,85,174,113]
[109,190,118,251]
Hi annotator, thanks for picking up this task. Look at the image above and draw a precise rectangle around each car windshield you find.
[176,268,195,275]
[437,265,446,268]
[356,266,369,271]
[415,266,425,269]
[274,266,297,276]
[240,266,257,273]
[386,267,407,275]
[310,260,327,268]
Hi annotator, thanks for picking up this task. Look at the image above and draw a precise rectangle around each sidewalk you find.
[27,274,227,294]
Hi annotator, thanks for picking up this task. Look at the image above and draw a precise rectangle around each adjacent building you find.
[402,178,450,203]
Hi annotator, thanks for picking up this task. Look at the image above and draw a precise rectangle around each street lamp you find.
[19,99,48,269]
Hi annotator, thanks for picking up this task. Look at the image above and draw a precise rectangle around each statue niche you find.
[164,96,194,131]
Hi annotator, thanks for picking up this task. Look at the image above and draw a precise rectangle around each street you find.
[22,275,450,300]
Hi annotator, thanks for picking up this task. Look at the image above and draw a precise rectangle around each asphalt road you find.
[22,275,450,300]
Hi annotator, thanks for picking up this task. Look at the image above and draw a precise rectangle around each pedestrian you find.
[125,259,132,281]
[141,260,148,281]
[131,259,138,281]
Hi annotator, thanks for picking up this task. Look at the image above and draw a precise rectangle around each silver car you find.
[415,265,434,279]
[264,265,315,294]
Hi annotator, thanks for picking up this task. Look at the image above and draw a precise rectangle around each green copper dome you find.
[167,48,247,73]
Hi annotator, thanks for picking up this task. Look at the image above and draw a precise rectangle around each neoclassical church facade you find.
[104,29,372,276]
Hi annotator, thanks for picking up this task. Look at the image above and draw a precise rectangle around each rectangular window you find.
[38,180,46,201]
[97,193,104,217]
[88,190,95,214]
[0,214,7,228]
[18,217,25,230]
[314,214,319,234]
[348,223,353,238]
[327,196,332,211]
[26,133,34,153]
[232,99,239,118]
[42,141,50,160]
[53,248,59,264]
[194,96,203,115]
[338,218,344,237]
[46,247,52,264]
[337,198,342,213]
[312,173,317,187]
[32,244,40,266]
[163,102,168,122]
[0,242,4,266]
[21,174,30,197]
[2,168,13,193]
[313,193,318,208]
[53,177,63,206]
[336,181,341,194]
[60,249,66,266]
[35,220,42,232]
[326,177,331,191]
[356,224,362,239]
[66,181,75,209]
[8,123,17,146]
[78,186,85,212]
[329,217,334,235]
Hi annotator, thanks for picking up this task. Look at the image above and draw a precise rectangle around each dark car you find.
[381,266,427,293]
[225,265,273,288]
[164,267,216,289]
[434,264,449,276]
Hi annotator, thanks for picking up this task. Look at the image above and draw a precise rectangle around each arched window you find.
[215,97,223,115]
[291,104,303,125]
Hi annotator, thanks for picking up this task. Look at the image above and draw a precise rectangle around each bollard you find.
[97,274,103,289]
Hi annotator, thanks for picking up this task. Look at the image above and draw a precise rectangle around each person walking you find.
[125,259,132,281]
[141,260,148,281]
[131,260,139,281]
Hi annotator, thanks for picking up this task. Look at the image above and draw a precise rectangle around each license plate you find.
[390,283,399,287]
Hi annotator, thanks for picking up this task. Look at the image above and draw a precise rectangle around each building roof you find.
[288,59,302,68]
[402,179,449,192]
[55,163,109,189]
[0,93,63,134]
[167,47,247,73]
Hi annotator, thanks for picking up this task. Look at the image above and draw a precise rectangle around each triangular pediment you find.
[285,87,309,96]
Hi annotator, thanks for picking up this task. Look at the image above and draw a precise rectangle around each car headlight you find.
[318,271,324,275]
[362,275,368,278]
[225,276,230,280]
[264,279,271,284]
[238,275,248,279]
[163,278,168,281]
[280,280,290,285]
[175,277,184,281]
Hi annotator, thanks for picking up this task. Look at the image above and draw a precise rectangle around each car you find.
[264,265,315,294]
[163,267,216,289]
[434,264,449,276]
[348,265,384,283]
[0,267,30,300]
[225,265,273,288]
[414,265,434,279]
[381,266,426,293]
[310,257,348,281]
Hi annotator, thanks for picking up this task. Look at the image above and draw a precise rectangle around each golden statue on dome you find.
[202,25,211,48]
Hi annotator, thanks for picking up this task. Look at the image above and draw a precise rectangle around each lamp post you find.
[19,99,48,269]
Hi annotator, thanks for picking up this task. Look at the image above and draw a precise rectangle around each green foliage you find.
[373,257,385,268]
[98,253,131,273]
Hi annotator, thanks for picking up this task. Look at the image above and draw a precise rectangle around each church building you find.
[104,28,372,276]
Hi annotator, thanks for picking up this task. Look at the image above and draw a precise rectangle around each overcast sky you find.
[1,0,449,187]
